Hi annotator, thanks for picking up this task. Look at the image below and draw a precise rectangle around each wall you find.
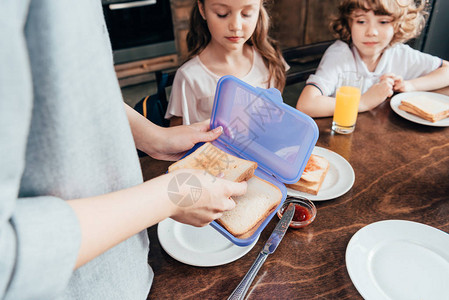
[170,0,194,61]
[269,0,339,48]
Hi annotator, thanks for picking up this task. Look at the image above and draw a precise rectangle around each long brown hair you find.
[186,0,286,91]
[331,0,427,46]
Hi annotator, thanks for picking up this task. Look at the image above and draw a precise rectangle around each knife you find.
[228,203,295,300]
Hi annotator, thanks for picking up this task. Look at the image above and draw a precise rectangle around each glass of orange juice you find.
[332,72,363,134]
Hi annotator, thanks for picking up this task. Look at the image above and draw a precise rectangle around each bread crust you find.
[398,103,449,122]
[168,142,257,182]
[233,163,257,182]
[217,176,282,238]
[399,97,449,122]
[216,203,279,239]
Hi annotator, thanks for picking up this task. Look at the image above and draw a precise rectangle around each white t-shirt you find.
[165,48,283,125]
[307,40,443,96]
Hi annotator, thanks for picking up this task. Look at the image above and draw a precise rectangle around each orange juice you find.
[333,86,361,127]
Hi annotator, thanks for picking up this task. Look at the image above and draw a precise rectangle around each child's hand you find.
[360,76,394,111]
[380,73,414,93]
[375,75,395,98]
[393,76,414,92]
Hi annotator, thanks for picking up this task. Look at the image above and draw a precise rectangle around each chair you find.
[283,40,334,86]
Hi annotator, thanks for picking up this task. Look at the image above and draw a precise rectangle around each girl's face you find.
[350,9,395,60]
[199,0,261,51]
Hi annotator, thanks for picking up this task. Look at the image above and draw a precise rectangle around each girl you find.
[165,0,288,126]
[296,0,449,118]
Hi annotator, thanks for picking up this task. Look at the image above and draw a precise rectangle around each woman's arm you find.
[124,104,221,161]
[73,103,247,269]
[68,169,247,268]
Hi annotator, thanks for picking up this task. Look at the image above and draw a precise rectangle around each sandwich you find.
[286,154,329,195]
[169,142,282,239]
[398,95,449,122]
[168,142,257,182]
[217,176,283,239]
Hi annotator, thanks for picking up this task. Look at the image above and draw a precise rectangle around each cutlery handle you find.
[228,252,268,300]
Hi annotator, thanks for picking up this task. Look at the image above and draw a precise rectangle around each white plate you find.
[286,146,355,201]
[390,91,449,127]
[346,220,449,300]
[157,218,258,267]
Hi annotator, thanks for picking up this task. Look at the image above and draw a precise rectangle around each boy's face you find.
[199,0,261,51]
[350,9,395,60]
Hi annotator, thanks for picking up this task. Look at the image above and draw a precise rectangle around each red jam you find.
[278,199,316,228]
[293,205,311,222]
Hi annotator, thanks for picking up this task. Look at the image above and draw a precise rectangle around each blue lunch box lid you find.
[210,75,318,183]
[206,75,319,246]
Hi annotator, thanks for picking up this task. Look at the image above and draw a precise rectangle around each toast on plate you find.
[286,154,329,195]
[398,95,449,122]
[168,142,257,182]
[217,175,282,239]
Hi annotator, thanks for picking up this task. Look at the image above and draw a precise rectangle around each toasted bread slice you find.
[286,154,329,195]
[168,142,257,182]
[217,176,282,238]
[399,96,449,122]
[300,154,330,183]
[287,179,324,195]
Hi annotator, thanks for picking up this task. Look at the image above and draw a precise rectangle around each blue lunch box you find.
[181,75,318,246]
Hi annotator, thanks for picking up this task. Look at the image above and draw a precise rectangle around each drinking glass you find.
[332,72,363,134]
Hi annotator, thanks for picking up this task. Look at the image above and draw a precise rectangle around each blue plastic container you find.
[183,75,318,246]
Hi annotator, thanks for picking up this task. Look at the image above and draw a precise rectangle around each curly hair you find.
[186,0,286,91]
[330,0,427,46]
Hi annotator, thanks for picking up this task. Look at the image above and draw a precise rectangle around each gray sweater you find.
[0,0,153,299]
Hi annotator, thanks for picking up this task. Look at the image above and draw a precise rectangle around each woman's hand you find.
[162,169,247,227]
[125,105,223,161]
[150,120,223,161]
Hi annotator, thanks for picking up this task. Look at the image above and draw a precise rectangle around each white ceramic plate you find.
[346,220,449,300]
[390,91,449,126]
[157,218,258,267]
[286,146,355,201]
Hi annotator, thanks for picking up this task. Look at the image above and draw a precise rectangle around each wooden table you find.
[141,100,449,299]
